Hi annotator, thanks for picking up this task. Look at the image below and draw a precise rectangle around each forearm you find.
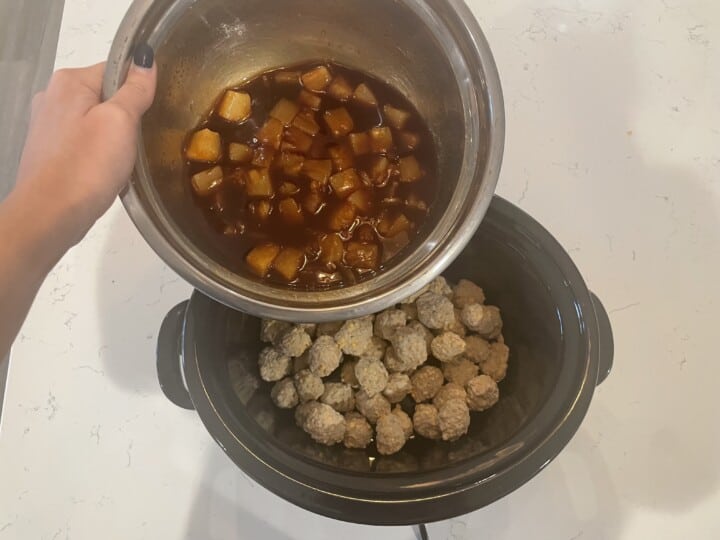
[0,181,80,355]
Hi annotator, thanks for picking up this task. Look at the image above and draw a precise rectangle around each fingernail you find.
[133,43,154,69]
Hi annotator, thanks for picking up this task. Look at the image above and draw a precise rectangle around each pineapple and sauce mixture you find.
[184,62,438,289]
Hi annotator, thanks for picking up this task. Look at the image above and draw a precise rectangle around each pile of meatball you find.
[256,276,509,455]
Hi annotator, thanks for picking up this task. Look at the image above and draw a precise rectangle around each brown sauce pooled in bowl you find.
[184,62,438,289]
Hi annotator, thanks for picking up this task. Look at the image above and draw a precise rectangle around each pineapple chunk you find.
[347,189,372,214]
[302,159,332,188]
[328,75,353,101]
[353,83,378,107]
[348,132,371,155]
[228,142,253,163]
[191,166,223,196]
[246,169,274,197]
[345,242,379,270]
[278,182,300,196]
[369,156,390,184]
[274,71,300,84]
[327,201,357,231]
[292,110,320,136]
[279,152,305,176]
[278,198,304,225]
[257,118,284,149]
[273,247,306,281]
[329,169,361,199]
[282,126,313,154]
[383,105,411,129]
[399,156,423,182]
[270,98,300,126]
[246,243,280,277]
[251,146,276,168]
[186,129,221,162]
[398,131,420,152]
[369,127,393,154]
[299,89,322,110]
[319,234,344,266]
[217,90,252,122]
[301,65,332,92]
[249,199,272,221]
[323,107,354,137]
[378,213,411,237]
[303,191,326,215]
[328,143,354,172]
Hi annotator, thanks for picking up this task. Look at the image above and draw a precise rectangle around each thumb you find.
[107,43,157,120]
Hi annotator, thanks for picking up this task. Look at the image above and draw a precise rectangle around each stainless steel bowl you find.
[104,0,505,321]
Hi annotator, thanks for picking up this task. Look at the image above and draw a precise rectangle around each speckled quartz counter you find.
[1,1,719,538]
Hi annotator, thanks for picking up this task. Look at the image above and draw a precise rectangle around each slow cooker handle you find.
[156,300,195,410]
[590,292,614,385]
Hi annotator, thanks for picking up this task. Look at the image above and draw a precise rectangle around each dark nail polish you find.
[133,43,154,68]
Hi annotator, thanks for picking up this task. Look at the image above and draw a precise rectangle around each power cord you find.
[414,523,429,540]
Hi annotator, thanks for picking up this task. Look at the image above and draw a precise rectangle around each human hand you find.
[14,45,157,246]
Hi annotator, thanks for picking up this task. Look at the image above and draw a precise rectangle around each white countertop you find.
[1,0,719,538]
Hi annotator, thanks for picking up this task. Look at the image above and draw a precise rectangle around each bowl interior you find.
[189,199,578,475]
[136,0,486,295]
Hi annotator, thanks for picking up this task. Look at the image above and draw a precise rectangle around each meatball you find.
[384,346,408,373]
[277,326,313,357]
[358,336,388,363]
[334,317,374,356]
[432,382,467,409]
[400,283,430,305]
[442,357,479,387]
[355,358,389,396]
[376,413,407,455]
[258,346,292,382]
[465,335,491,364]
[294,369,325,402]
[355,389,391,424]
[410,366,444,402]
[460,304,503,340]
[430,332,466,362]
[383,373,412,403]
[302,402,346,445]
[438,398,470,441]
[466,375,500,411]
[389,326,428,371]
[408,320,434,348]
[413,403,441,440]
[374,309,407,340]
[392,406,414,439]
[480,342,509,382]
[321,382,355,412]
[452,279,486,309]
[416,292,455,330]
[260,319,292,345]
[427,276,453,298]
[341,358,360,387]
[344,412,373,449]
[308,335,342,377]
[295,400,322,427]
[270,377,298,409]
[316,321,344,336]
[443,309,467,337]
